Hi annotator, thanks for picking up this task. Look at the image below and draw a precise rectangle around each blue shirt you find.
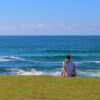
[62,61,76,76]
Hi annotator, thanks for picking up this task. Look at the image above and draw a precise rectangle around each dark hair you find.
[66,55,70,59]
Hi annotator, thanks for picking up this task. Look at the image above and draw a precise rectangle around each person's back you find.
[64,61,76,76]
[62,55,76,77]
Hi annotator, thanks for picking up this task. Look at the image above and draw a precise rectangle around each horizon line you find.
[0,35,100,36]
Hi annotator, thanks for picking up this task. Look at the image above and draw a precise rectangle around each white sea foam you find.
[14,68,61,76]
[0,56,10,62]
[0,56,100,65]
[3,67,100,77]
[0,56,26,62]
[8,68,98,77]
[75,61,100,64]
[77,69,100,77]
[95,61,100,64]
[0,59,10,62]
[90,72,100,77]
[16,69,43,75]
[9,56,26,61]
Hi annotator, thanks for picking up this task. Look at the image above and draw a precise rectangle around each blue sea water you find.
[0,36,100,77]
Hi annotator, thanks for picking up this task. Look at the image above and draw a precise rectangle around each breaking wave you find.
[0,56,100,64]
[0,56,26,62]
[3,68,100,77]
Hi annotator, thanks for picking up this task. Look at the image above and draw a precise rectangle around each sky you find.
[0,0,100,35]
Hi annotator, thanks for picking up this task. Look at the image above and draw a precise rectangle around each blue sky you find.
[0,0,100,35]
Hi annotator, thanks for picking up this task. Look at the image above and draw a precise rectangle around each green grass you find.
[0,76,100,100]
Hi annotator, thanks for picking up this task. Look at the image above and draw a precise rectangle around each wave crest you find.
[0,56,26,62]
[4,68,100,77]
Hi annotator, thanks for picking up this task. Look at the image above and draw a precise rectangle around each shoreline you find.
[0,74,100,78]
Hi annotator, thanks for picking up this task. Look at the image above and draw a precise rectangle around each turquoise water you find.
[0,36,100,77]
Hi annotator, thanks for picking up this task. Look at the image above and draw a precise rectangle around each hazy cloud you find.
[0,23,100,35]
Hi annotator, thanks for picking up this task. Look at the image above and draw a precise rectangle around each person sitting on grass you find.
[61,55,76,77]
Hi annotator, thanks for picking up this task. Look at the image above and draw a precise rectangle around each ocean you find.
[0,36,100,77]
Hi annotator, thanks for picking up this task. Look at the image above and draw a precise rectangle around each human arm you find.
[61,63,66,76]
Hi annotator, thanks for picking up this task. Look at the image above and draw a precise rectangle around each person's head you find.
[65,55,70,63]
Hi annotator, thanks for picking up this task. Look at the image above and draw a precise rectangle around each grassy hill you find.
[0,76,100,100]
